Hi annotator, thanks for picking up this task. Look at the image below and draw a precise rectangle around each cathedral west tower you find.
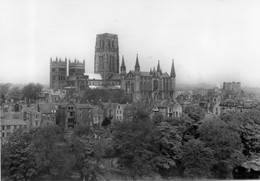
[94,33,119,80]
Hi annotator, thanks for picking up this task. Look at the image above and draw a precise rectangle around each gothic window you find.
[153,79,159,91]
[111,56,114,72]
[131,83,134,93]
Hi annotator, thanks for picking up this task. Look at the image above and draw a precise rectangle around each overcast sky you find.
[1,0,260,87]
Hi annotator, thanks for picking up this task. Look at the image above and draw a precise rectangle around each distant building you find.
[100,102,126,123]
[223,82,241,93]
[50,58,88,92]
[23,108,41,129]
[56,102,95,130]
[151,100,182,119]
[38,103,58,126]
[92,106,104,127]
[50,58,67,91]
[0,111,27,142]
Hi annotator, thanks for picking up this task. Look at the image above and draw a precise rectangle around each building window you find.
[80,114,82,118]
[7,132,11,136]
[68,118,74,123]
[2,133,4,137]
[19,125,22,128]
[36,122,38,126]
[2,126,4,130]
[14,125,17,129]
[7,125,10,130]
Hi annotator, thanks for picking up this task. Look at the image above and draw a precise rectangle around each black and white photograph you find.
[1,0,260,180]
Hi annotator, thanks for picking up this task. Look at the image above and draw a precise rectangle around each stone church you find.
[120,55,176,102]
[50,33,176,101]
[94,33,176,102]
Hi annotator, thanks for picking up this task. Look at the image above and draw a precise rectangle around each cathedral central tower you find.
[94,33,119,80]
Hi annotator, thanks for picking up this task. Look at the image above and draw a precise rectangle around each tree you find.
[152,121,182,170]
[1,129,39,181]
[184,104,205,122]
[31,125,70,178]
[112,109,183,179]
[199,119,245,179]
[220,110,260,158]
[181,139,215,178]
[6,86,22,101]
[69,123,103,180]
[21,83,43,102]
[165,114,199,138]
[112,118,157,179]
[0,83,12,102]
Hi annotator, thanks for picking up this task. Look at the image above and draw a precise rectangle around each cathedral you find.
[93,33,176,102]
[50,33,176,102]
[120,56,176,102]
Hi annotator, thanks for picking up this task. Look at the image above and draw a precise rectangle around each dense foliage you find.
[21,83,43,102]
[2,104,260,180]
[6,86,22,101]
[183,104,205,122]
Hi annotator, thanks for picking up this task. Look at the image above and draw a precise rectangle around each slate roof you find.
[1,112,26,125]
[38,103,59,114]
[1,118,27,125]
[76,104,94,109]
[153,100,181,109]
[110,73,120,80]
[85,73,103,80]
[161,72,170,78]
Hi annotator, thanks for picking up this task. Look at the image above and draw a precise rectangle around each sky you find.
[1,0,260,87]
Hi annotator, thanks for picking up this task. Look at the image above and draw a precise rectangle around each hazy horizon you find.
[1,0,260,87]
